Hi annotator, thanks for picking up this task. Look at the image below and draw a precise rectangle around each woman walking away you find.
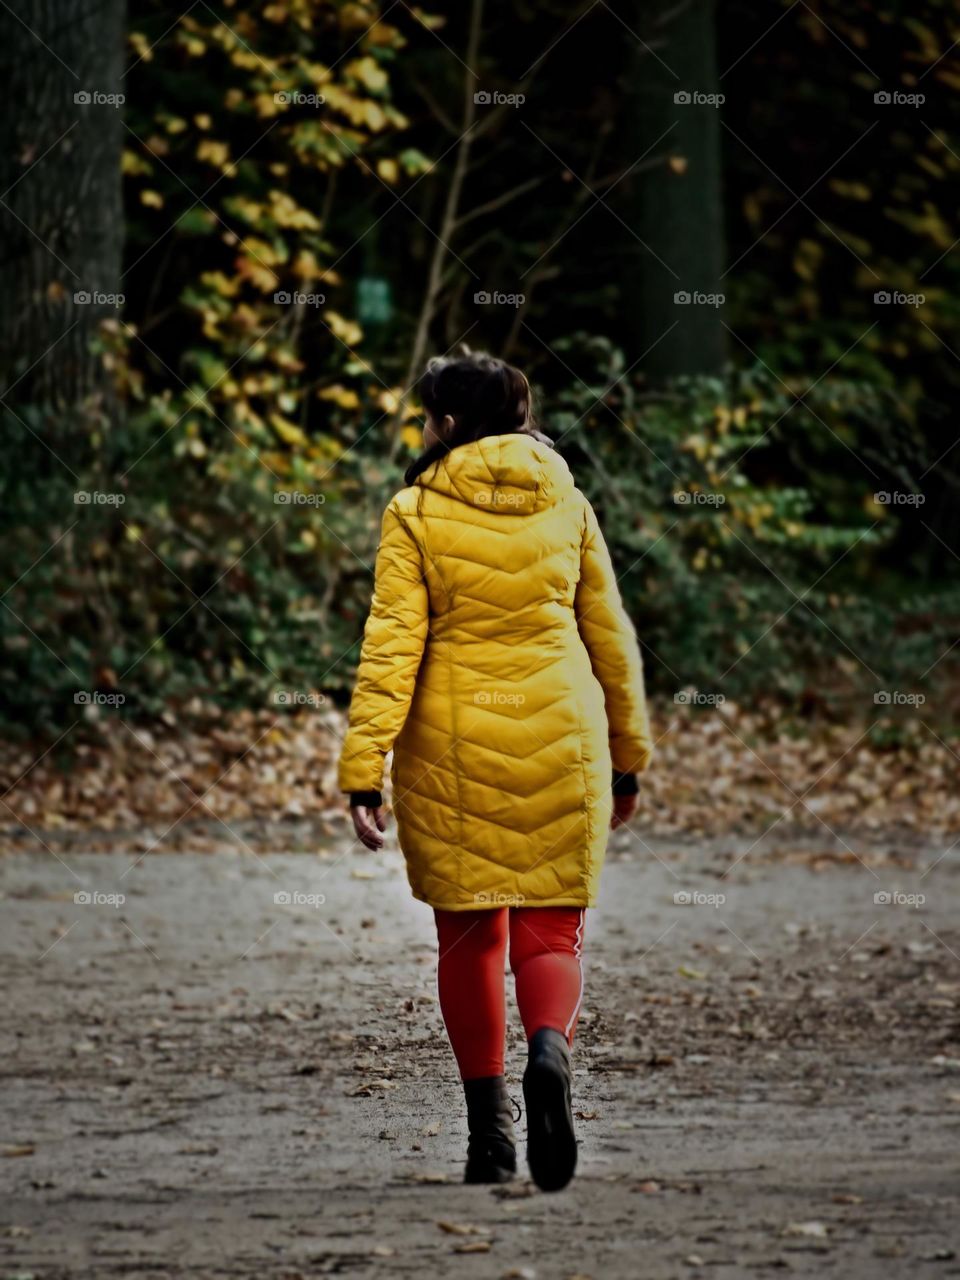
[338,352,653,1192]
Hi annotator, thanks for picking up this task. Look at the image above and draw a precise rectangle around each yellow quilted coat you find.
[338,433,653,910]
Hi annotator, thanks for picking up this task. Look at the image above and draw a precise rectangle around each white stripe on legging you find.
[564,909,585,1038]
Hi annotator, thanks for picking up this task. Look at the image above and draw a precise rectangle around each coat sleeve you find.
[337,499,428,794]
[574,497,654,776]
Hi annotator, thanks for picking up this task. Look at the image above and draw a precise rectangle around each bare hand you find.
[351,804,388,850]
[611,793,638,830]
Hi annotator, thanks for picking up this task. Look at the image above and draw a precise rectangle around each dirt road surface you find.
[1,828,958,1278]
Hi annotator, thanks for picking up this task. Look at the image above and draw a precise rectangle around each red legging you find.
[434,906,586,1080]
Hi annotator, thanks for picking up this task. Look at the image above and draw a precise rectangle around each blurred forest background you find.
[1,0,958,835]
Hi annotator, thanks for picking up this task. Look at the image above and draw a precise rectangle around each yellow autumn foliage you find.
[268,191,321,230]
[323,312,364,347]
[271,414,310,447]
[128,31,154,63]
[241,236,285,268]
[201,272,240,299]
[196,139,231,169]
[345,56,388,93]
[319,384,361,410]
[376,158,400,185]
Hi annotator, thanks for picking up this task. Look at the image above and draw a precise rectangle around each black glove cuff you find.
[612,771,639,797]
[349,790,383,808]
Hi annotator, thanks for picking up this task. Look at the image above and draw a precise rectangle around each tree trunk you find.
[627,0,726,381]
[0,0,125,431]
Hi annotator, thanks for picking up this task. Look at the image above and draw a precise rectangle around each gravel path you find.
[1,831,958,1278]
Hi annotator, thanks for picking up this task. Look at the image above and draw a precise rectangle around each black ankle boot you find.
[463,1075,517,1184]
[523,1027,577,1192]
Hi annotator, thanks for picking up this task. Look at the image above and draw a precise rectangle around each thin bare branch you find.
[455,173,548,227]
[411,79,460,135]
[392,0,485,452]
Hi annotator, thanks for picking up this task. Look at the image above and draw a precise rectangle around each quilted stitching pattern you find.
[338,434,653,910]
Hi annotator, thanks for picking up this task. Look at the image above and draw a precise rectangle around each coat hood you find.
[416,432,576,515]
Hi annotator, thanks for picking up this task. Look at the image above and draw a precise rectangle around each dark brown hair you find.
[404,352,539,485]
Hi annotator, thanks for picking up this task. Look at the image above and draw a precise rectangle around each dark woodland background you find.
[2,0,958,742]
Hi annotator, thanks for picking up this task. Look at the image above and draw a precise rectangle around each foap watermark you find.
[873,889,925,908]
[474,490,526,506]
[475,290,525,308]
[74,890,125,907]
[275,490,325,506]
[673,889,726,908]
[74,90,125,107]
[873,490,925,506]
[474,690,526,707]
[874,290,925,308]
[475,892,526,906]
[275,90,325,107]
[675,690,725,707]
[674,89,725,107]
[74,490,125,506]
[874,690,925,707]
[274,890,327,908]
[674,290,724,308]
[874,90,924,107]
[273,690,325,708]
[75,690,125,707]
[274,290,325,307]
[673,490,725,507]
[474,90,525,107]
[74,290,124,308]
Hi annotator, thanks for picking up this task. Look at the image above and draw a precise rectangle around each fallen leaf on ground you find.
[349,1080,396,1096]
[6,703,958,850]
